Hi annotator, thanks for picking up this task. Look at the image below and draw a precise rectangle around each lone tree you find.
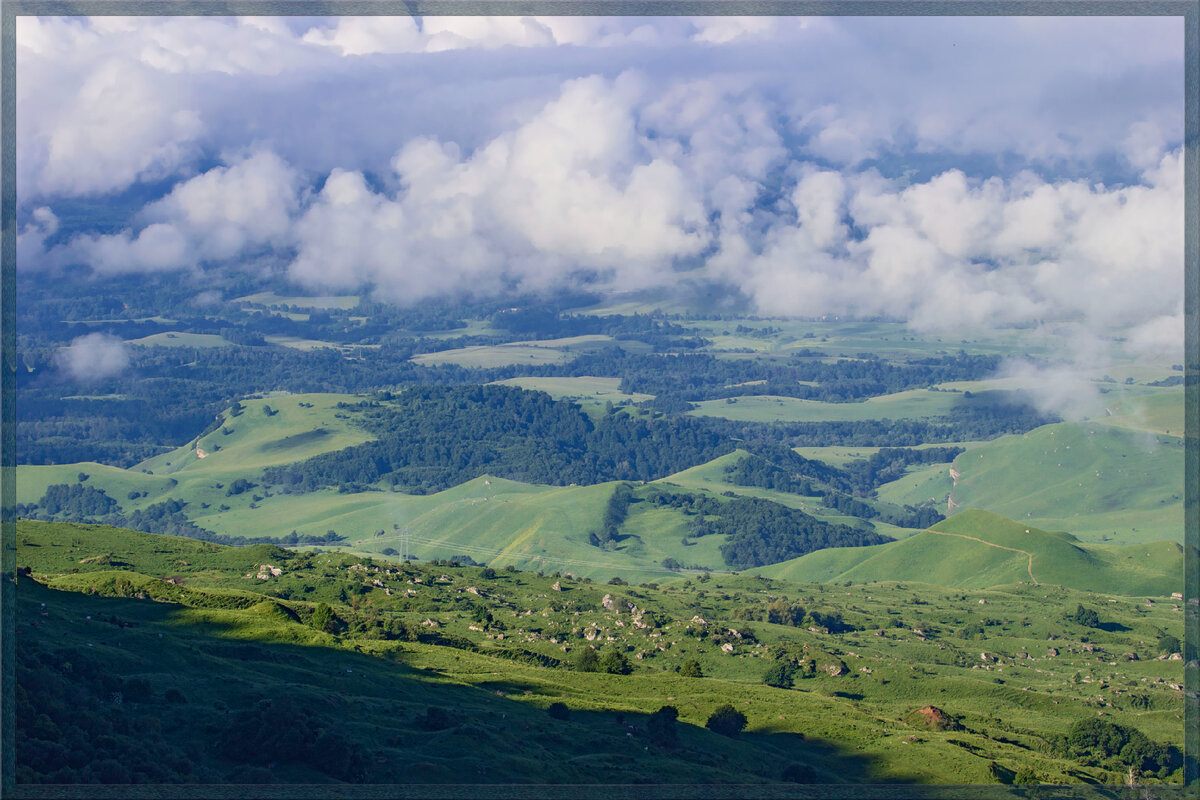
[705,704,748,737]
[679,659,704,678]
[310,602,340,634]
[647,705,679,747]
[763,661,796,689]
[575,647,600,673]
[600,649,632,675]
[1157,634,1181,655]
[1072,604,1101,628]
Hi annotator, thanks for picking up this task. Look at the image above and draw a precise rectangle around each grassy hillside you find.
[753,511,1181,597]
[946,423,1183,544]
[687,389,959,424]
[14,520,1185,787]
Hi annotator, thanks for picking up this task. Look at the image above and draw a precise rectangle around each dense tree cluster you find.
[564,349,1003,403]
[262,386,737,493]
[682,495,890,569]
[1051,718,1180,778]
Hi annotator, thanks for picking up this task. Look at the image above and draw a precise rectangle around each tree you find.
[1157,634,1181,655]
[547,702,570,720]
[679,659,703,678]
[763,661,795,689]
[575,647,600,673]
[647,705,679,746]
[705,704,747,737]
[1072,604,1100,628]
[601,649,632,675]
[310,602,339,634]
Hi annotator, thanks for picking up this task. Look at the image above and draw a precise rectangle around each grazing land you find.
[14,520,1185,786]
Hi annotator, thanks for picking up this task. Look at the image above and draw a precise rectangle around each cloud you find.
[288,73,714,302]
[57,151,301,274]
[55,333,131,382]
[993,359,1107,422]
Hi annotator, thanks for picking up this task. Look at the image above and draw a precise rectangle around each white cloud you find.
[55,333,131,381]
[16,207,59,270]
[57,151,302,273]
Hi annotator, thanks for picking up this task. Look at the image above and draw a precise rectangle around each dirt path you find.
[928,530,1039,585]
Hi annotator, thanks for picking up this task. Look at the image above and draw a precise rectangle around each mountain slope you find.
[753,510,1181,596]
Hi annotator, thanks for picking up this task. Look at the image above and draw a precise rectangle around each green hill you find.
[945,423,1183,544]
[13,519,1185,787]
[753,510,1181,597]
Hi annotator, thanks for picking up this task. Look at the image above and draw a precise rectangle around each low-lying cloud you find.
[55,333,131,382]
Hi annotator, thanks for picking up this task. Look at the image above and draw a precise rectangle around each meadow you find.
[14,519,1186,788]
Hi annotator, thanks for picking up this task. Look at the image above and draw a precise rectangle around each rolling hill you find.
[753,510,1182,597]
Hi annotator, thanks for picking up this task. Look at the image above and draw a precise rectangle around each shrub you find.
[600,649,632,675]
[679,659,703,678]
[1071,604,1100,628]
[547,702,570,720]
[782,763,817,783]
[762,661,795,689]
[705,704,747,737]
[1157,634,1181,655]
[647,705,679,746]
[480,567,497,579]
[415,706,454,732]
[310,602,340,634]
[575,647,600,673]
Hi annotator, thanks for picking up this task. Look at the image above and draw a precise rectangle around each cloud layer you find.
[15,15,1185,358]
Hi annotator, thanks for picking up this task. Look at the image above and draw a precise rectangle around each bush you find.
[679,659,703,678]
[647,705,679,746]
[575,647,600,673]
[1157,634,1181,655]
[600,649,632,675]
[547,702,570,720]
[415,706,454,732]
[782,762,817,783]
[310,602,340,634]
[763,661,795,689]
[705,704,747,737]
[1071,604,1100,628]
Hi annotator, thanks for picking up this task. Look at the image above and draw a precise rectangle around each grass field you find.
[15,519,1187,787]
[754,510,1182,597]
[234,291,361,310]
[947,423,1184,544]
[688,389,960,424]
[410,336,617,368]
[489,376,654,404]
[126,331,232,348]
[1093,389,1185,438]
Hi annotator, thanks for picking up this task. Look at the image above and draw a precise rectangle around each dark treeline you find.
[725,445,962,497]
[561,349,1002,403]
[18,488,346,548]
[703,497,888,569]
[261,386,738,493]
[645,488,889,568]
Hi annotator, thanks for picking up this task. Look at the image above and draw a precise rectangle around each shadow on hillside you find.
[17,580,915,790]
[1095,621,1131,633]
